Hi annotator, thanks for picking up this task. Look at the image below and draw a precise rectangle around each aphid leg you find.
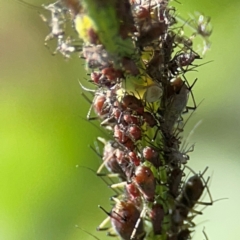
[203,227,209,240]
[75,225,101,240]
[182,77,198,114]
[130,207,147,240]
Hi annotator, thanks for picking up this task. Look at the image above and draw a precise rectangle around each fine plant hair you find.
[27,0,213,239]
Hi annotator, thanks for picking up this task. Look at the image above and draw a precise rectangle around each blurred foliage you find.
[1,0,240,240]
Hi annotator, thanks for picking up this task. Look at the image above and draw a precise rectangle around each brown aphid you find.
[167,229,191,240]
[62,0,81,16]
[136,6,151,20]
[149,203,165,235]
[125,182,141,202]
[114,124,130,143]
[168,168,183,198]
[121,95,144,115]
[90,72,102,84]
[93,95,109,118]
[137,22,168,47]
[128,124,142,141]
[176,167,213,218]
[169,51,201,75]
[128,151,141,166]
[123,112,140,125]
[101,67,123,81]
[121,57,140,76]
[142,146,161,168]
[98,141,126,180]
[133,166,156,202]
[110,200,145,240]
[161,77,191,132]
[142,111,157,127]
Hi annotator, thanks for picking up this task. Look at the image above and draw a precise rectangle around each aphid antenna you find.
[78,115,110,138]
[89,144,102,159]
[75,225,101,240]
[75,164,119,193]
[178,119,202,155]
[15,0,43,11]
[180,60,214,76]
[202,227,209,240]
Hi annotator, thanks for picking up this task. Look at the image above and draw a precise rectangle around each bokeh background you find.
[1,1,240,239]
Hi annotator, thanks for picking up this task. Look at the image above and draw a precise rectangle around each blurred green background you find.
[1,1,240,240]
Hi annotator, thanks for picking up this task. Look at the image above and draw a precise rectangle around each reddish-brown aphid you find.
[121,95,144,115]
[133,166,156,202]
[123,112,140,125]
[62,0,81,16]
[149,203,165,235]
[168,168,183,198]
[142,146,161,168]
[90,72,102,84]
[93,95,109,117]
[121,57,140,76]
[114,125,130,143]
[136,6,151,20]
[175,167,213,222]
[101,67,123,81]
[128,124,142,141]
[110,200,145,240]
[128,151,141,166]
[99,141,126,180]
[125,182,141,201]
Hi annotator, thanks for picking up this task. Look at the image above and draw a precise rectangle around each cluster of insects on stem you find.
[18,0,214,239]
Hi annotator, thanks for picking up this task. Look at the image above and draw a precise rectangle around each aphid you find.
[51,36,82,58]
[114,124,130,143]
[128,151,141,166]
[142,111,157,128]
[133,165,156,202]
[98,198,145,240]
[96,139,127,180]
[82,45,111,69]
[142,146,161,168]
[172,167,213,226]
[135,6,151,20]
[121,95,144,115]
[101,66,123,82]
[161,77,197,133]
[149,203,165,235]
[167,229,191,240]
[137,21,168,47]
[178,167,212,210]
[125,182,141,203]
[169,51,201,75]
[168,168,184,198]
[121,57,140,76]
[192,14,212,39]
[62,0,81,16]
[128,124,142,141]
[40,1,68,42]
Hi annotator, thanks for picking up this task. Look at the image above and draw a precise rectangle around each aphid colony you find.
[38,0,213,239]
